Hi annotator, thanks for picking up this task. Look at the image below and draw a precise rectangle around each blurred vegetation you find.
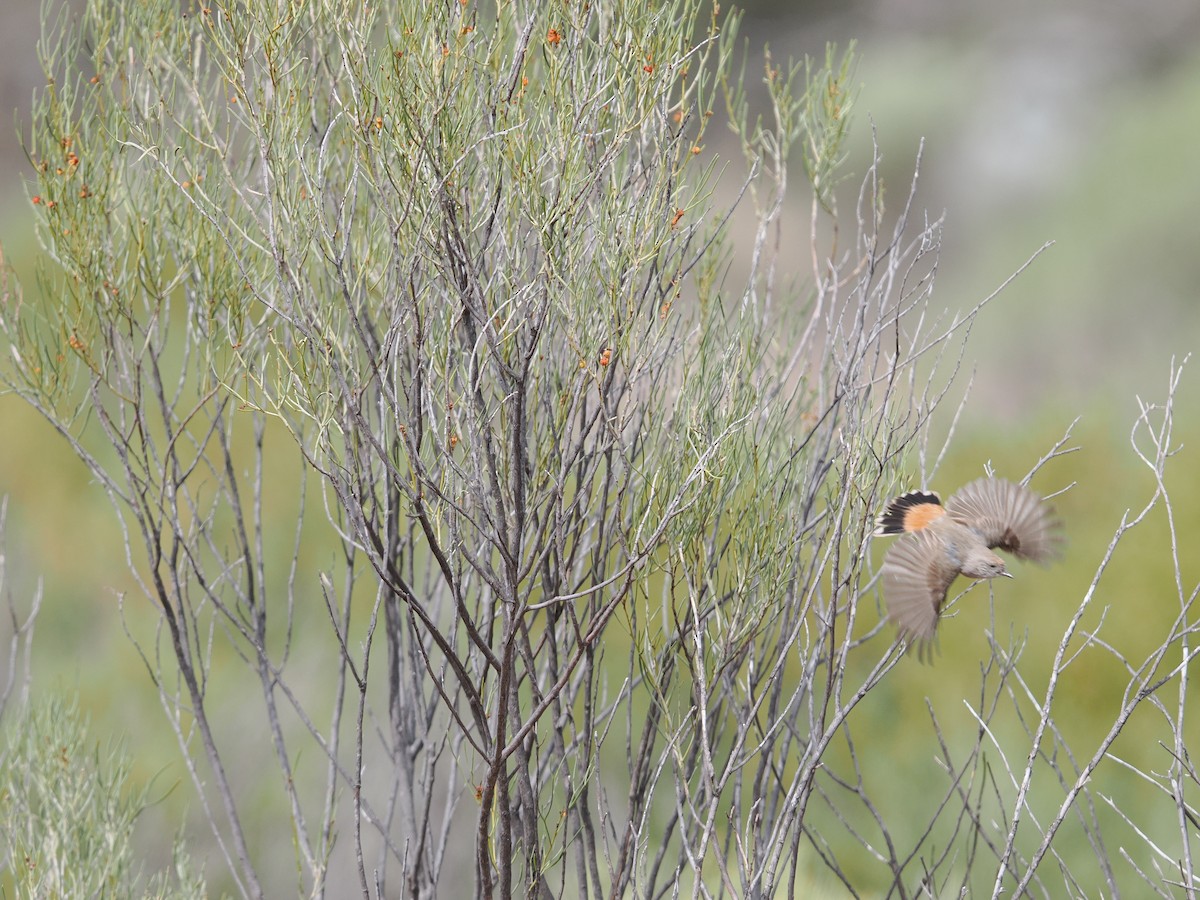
[0,694,209,898]
[854,36,1200,421]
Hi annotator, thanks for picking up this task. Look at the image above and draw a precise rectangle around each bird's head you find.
[962,551,1011,581]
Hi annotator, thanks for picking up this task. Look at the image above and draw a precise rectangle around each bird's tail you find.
[875,490,944,535]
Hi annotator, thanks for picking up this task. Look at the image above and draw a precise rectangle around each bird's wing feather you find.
[945,477,1062,563]
[882,530,960,658]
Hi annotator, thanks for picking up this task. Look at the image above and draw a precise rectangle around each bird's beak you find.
[1001,571,1014,579]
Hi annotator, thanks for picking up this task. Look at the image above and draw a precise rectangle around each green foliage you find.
[0,695,208,899]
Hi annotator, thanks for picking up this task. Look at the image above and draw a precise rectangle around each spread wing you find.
[945,477,1062,563]
[882,530,961,658]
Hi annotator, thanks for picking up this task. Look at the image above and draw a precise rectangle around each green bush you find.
[0,695,207,899]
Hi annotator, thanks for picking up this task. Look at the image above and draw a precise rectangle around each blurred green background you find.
[2,0,1199,894]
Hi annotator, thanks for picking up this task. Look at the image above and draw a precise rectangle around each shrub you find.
[3,0,1198,897]
[0,694,208,899]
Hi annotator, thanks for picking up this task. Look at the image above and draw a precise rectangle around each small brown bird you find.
[875,476,1062,659]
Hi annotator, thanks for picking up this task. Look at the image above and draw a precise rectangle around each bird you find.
[874,476,1062,659]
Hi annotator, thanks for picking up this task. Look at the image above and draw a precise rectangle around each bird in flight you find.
[875,476,1062,660]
